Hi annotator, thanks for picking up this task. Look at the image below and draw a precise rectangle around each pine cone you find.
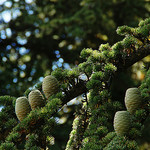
[125,88,142,114]
[15,97,31,122]
[114,111,131,136]
[42,75,59,99]
[28,90,45,110]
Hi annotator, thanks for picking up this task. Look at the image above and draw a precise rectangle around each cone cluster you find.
[113,87,142,136]
[15,75,59,122]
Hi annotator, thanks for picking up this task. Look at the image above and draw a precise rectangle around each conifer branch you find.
[1,18,149,149]
[62,80,87,105]
[118,44,150,70]
[62,44,150,104]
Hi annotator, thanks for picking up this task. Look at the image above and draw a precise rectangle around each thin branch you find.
[62,80,87,105]
[117,44,150,71]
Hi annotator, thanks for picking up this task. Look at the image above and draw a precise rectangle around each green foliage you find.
[100,132,116,147]
[51,68,68,81]
[91,71,105,80]
[67,68,80,79]
[140,68,150,103]
[24,89,32,98]
[99,43,110,52]
[0,0,149,97]
[104,63,117,73]
[135,109,147,121]
[137,24,150,37]
[123,36,137,49]
[0,17,149,149]
[112,41,124,54]
[0,96,16,106]
[25,134,41,150]
[0,142,16,150]
[46,98,62,113]
[80,48,93,59]
[66,117,80,150]
[6,132,21,143]
[5,118,17,129]
[81,135,103,150]
[86,79,102,90]
[116,26,135,36]
[79,62,93,77]
[104,136,138,150]
[0,96,18,144]
[139,18,150,27]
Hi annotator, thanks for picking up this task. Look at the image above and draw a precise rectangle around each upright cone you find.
[15,97,31,122]
[42,75,59,99]
[28,90,45,110]
[125,88,142,114]
[114,111,131,136]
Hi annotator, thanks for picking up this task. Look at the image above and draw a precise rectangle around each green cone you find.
[28,90,45,110]
[15,97,31,122]
[42,75,59,99]
[114,111,131,136]
[125,88,142,114]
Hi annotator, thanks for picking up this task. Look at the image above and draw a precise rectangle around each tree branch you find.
[61,44,150,104]
[62,80,87,105]
[118,44,150,70]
